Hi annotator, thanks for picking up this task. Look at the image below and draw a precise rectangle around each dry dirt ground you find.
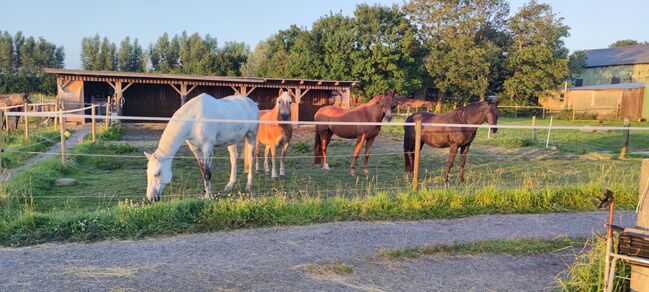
[0,211,635,291]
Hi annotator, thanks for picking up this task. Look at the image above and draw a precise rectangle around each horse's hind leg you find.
[255,141,261,173]
[351,135,366,176]
[321,131,333,171]
[445,145,459,183]
[244,135,255,192]
[363,137,376,176]
[458,145,471,183]
[225,145,238,192]
[279,142,289,178]
[270,145,278,179]
[264,145,271,175]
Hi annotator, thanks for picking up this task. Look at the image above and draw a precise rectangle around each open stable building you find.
[44,69,356,124]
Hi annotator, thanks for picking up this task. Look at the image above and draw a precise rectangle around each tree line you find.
[0,31,64,95]
[1,0,646,105]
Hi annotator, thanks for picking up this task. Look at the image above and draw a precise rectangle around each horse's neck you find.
[459,105,486,124]
[364,99,385,122]
[156,120,191,159]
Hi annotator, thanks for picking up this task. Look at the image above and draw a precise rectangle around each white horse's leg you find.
[201,145,214,198]
[280,142,288,178]
[264,144,270,175]
[225,145,237,192]
[245,135,255,192]
[270,144,277,179]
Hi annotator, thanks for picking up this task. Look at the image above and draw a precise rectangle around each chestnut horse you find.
[0,93,32,130]
[403,100,498,182]
[255,91,293,179]
[314,93,397,176]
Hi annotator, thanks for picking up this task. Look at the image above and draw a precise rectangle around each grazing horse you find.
[403,100,498,183]
[255,91,293,179]
[0,93,32,130]
[144,93,259,202]
[314,93,398,176]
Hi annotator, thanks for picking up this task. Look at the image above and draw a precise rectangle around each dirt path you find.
[0,211,635,291]
[0,125,90,182]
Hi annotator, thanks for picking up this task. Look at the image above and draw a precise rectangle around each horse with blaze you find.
[403,100,499,183]
[314,92,398,176]
[255,91,293,179]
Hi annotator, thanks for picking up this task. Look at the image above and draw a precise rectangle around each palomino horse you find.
[255,91,293,179]
[144,93,259,202]
[403,100,498,183]
[314,93,398,176]
[0,93,32,130]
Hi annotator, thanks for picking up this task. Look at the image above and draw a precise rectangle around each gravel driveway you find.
[0,211,635,291]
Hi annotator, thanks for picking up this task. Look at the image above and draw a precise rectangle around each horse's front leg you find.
[264,144,271,176]
[186,142,206,195]
[351,135,365,176]
[445,145,459,183]
[245,136,255,192]
[279,142,289,178]
[270,144,278,179]
[255,141,261,173]
[458,145,471,183]
[201,145,214,198]
[363,137,375,176]
[225,145,238,192]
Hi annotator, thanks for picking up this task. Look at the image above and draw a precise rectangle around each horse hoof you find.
[224,185,233,193]
[265,172,270,176]
[271,176,278,180]
[245,184,253,192]
[363,170,369,176]
[279,174,285,179]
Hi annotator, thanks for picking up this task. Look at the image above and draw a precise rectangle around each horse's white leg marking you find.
[280,142,289,178]
[225,145,237,192]
[264,144,270,175]
[201,144,214,198]
[255,141,261,172]
[270,144,277,179]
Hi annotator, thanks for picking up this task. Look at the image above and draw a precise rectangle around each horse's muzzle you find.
[280,113,290,121]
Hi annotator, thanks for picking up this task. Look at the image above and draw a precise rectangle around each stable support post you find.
[91,104,96,144]
[412,119,422,193]
[23,103,29,140]
[531,116,537,142]
[620,118,630,160]
[105,96,111,129]
[59,109,66,165]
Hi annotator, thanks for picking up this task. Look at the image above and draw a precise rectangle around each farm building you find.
[539,83,645,119]
[44,69,356,124]
[573,44,649,87]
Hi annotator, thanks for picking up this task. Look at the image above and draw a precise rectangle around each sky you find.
[1,0,648,69]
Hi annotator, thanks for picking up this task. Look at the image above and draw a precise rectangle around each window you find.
[611,77,620,84]
[559,93,565,102]
[575,79,583,87]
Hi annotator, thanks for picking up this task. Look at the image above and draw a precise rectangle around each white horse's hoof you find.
[279,174,286,179]
[245,184,253,192]
[224,185,234,193]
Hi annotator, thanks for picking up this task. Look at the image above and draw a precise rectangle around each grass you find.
[303,260,355,276]
[556,236,631,292]
[0,118,646,245]
[377,237,583,260]
[1,126,59,168]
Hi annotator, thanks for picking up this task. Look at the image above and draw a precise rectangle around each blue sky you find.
[2,0,648,69]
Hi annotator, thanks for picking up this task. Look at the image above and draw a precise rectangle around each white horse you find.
[144,93,259,202]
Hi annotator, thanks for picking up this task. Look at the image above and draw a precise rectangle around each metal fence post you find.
[413,119,422,192]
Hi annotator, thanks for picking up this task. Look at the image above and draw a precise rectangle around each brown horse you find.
[255,91,293,179]
[314,93,398,176]
[403,100,498,182]
[0,93,32,130]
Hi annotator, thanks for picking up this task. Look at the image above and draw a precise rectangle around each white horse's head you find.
[276,91,292,121]
[144,151,172,202]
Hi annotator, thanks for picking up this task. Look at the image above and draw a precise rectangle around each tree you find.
[609,39,647,48]
[149,33,181,73]
[310,13,355,81]
[351,4,425,99]
[215,41,249,76]
[80,35,117,71]
[0,31,15,75]
[241,40,272,77]
[568,50,587,84]
[404,0,510,109]
[177,32,218,75]
[118,37,147,72]
[503,0,569,104]
[99,37,117,71]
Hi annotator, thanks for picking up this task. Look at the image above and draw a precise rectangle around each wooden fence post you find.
[631,159,649,289]
[91,104,96,144]
[0,109,4,169]
[105,96,111,129]
[615,104,621,122]
[514,105,518,118]
[59,105,66,165]
[545,116,553,149]
[531,116,537,142]
[572,106,576,121]
[53,102,59,129]
[23,103,29,140]
[413,119,422,193]
[620,118,630,160]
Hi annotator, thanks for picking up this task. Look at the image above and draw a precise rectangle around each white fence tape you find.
[2,110,648,131]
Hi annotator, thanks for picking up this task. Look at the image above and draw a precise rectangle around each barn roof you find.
[583,44,649,67]
[44,69,358,89]
[569,82,645,91]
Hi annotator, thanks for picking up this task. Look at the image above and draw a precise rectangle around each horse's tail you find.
[403,114,416,174]
[314,129,323,164]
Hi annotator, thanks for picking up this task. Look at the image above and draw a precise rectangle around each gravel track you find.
[0,211,635,291]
